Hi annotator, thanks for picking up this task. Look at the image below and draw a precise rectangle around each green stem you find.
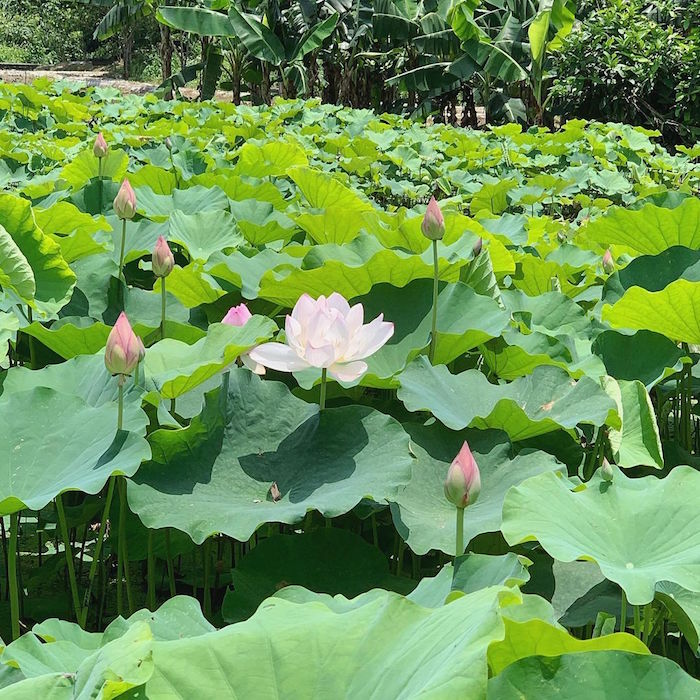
[203,539,211,619]
[429,239,439,363]
[319,368,327,410]
[118,218,127,281]
[80,477,115,627]
[160,278,167,340]
[8,512,19,640]
[165,529,176,598]
[642,603,652,645]
[55,494,82,625]
[147,530,155,611]
[169,398,176,415]
[118,477,134,614]
[117,380,124,431]
[634,604,641,638]
[26,307,37,370]
[97,157,103,214]
[620,589,627,633]
[455,506,464,558]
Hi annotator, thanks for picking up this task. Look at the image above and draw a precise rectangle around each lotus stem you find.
[643,603,653,645]
[118,476,134,615]
[147,530,155,611]
[8,511,20,640]
[620,589,627,632]
[165,529,176,598]
[118,218,127,281]
[80,477,115,627]
[97,157,103,213]
[455,506,464,559]
[203,538,212,619]
[55,494,82,625]
[160,278,167,340]
[319,367,327,410]
[429,239,439,363]
[634,604,641,638]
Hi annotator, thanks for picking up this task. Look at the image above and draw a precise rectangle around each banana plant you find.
[448,0,576,123]
[157,1,340,101]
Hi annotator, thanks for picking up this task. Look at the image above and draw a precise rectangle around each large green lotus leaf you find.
[59,148,129,191]
[391,423,562,555]
[482,329,605,381]
[0,353,147,431]
[602,377,663,468]
[34,201,109,239]
[487,617,647,675]
[356,280,509,387]
[592,330,685,388]
[235,140,308,177]
[602,246,700,307]
[502,467,700,605]
[602,279,700,344]
[143,318,275,400]
[655,582,700,652]
[128,368,413,543]
[228,199,297,246]
[0,223,35,302]
[0,674,74,699]
[487,651,700,699]
[397,357,618,441]
[168,210,244,263]
[288,165,373,212]
[254,234,479,305]
[137,587,512,699]
[581,197,700,255]
[134,185,229,220]
[23,318,110,359]
[221,529,409,622]
[0,194,75,316]
[0,312,19,364]
[0,386,150,514]
[155,264,226,308]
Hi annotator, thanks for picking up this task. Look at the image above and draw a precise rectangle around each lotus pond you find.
[0,80,698,697]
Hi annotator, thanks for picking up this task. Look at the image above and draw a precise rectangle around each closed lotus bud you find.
[93,132,108,159]
[222,303,252,327]
[602,249,614,274]
[473,237,483,257]
[444,441,481,508]
[152,236,174,278]
[421,196,445,241]
[165,137,172,151]
[105,312,141,376]
[113,179,136,220]
[601,458,614,482]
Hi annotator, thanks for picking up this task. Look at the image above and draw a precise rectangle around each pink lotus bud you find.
[222,303,252,327]
[93,132,108,159]
[105,312,141,376]
[136,335,146,362]
[602,249,614,274]
[113,179,136,220]
[421,196,445,241]
[152,236,174,278]
[165,137,173,151]
[444,441,481,508]
[473,237,483,256]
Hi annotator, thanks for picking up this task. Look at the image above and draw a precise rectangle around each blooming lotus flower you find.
[444,441,481,508]
[152,236,174,278]
[222,303,265,375]
[248,293,394,382]
[93,132,108,158]
[113,179,136,220]
[602,249,614,274]
[421,196,445,241]
[105,312,141,376]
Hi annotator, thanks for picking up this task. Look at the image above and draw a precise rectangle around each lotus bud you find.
[152,236,174,278]
[93,132,108,159]
[222,303,252,327]
[105,312,141,376]
[601,458,614,482]
[136,335,146,362]
[113,179,136,220]
[602,249,614,274]
[421,196,445,241]
[165,137,172,151]
[473,237,483,257]
[444,441,481,509]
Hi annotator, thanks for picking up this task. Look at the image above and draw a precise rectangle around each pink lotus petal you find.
[240,352,266,375]
[346,315,394,360]
[328,360,368,382]
[248,342,310,372]
[222,303,252,327]
[327,292,351,316]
